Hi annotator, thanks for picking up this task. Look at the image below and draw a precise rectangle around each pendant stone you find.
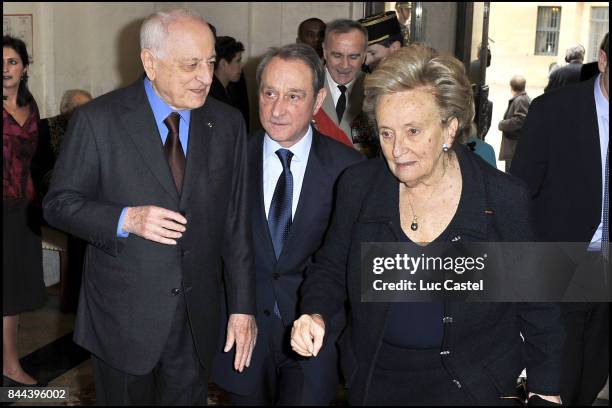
[410,221,418,231]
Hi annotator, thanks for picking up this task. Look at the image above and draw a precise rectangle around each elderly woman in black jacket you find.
[291,46,563,405]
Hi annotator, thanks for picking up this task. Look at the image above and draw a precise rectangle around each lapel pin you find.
[206,121,214,128]
[484,210,494,215]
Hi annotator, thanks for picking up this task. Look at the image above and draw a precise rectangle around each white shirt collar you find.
[325,67,355,92]
[594,74,609,119]
[263,125,313,164]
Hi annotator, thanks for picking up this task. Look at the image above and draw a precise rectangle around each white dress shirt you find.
[325,67,356,109]
[263,126,313,220]
[589,74,609,250]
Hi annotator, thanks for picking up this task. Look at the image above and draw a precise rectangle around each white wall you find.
[4,2,364,121]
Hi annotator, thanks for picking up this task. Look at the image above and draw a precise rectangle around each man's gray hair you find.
[324,19,368,51]
[60,89,92,114]
[140,9,207,58]
[256,43,325,94]
[565,44,585,63]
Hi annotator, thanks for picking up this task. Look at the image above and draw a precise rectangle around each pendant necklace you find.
[406,195,419,231]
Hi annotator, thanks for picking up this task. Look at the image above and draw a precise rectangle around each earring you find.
[442,143,449,152]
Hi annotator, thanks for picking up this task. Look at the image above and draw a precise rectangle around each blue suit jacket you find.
[211,128,363,402]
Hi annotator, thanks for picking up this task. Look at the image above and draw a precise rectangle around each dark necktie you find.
[336,85,347,123]
[268,149,293,259]
[163,112,186,194]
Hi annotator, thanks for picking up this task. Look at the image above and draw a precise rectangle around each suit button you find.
[273,273,280,280]
[264,309,271,317]
[171,288,181,296]
[181,249,190,257]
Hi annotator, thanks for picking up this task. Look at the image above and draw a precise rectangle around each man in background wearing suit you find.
[544,44,585,93]
[43,9,256,405]
[511,32,609,406]
[212,43,363,405]
[314,19,367,151]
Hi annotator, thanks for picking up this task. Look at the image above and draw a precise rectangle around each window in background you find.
[588,7,609,62]
[534,6,561,56]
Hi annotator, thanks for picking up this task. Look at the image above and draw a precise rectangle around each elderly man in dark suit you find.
[544,44,585,93]
[512,32,609,406]
[43,9,256,405]
[498,75,531,172]
[212,43,363,405]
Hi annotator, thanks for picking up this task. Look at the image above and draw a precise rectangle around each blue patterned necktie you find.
[268,149,294,259]
[268,149,293,319]
[602,146,609,260]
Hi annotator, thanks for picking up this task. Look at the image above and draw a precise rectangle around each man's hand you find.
[122,206,187,245]
[224,314,257,372]
[290,314,325,357]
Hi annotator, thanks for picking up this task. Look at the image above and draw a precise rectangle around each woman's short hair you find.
[214,36,245,70]
[363,44,474,143]
[2,35,33,108]
[256,43,324,94]
[140,8,207,58]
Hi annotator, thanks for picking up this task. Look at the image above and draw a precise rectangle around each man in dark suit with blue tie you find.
[43,9,256,405]
[212,43,363,405]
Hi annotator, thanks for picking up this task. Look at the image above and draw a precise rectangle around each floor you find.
[6,285,609,405]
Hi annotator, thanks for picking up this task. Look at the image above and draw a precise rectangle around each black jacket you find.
[511,77,602,244]
[544,62,583,93]
[301,145,564,405]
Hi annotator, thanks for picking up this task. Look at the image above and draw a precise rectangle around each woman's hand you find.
[290,314,326,357]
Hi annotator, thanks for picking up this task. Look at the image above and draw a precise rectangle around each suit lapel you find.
[179,102,213,207]
[250,131,277,264]
[322,78,339,126]
[342,73,364,128]
[119,81,178,201]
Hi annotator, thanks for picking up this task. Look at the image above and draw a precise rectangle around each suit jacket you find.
[511,77,602,243]
[43,78,256,375]
[544,62,583,93]
[498,91,531,161]
[300,145,563,405]
[212,127,363,401]
[317,73,364,145]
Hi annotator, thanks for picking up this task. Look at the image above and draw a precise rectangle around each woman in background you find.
[3,35,46,387]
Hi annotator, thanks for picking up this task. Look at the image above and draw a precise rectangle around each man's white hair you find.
[140,9,207,58]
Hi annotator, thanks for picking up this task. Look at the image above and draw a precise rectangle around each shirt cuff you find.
[117,207,130,238]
